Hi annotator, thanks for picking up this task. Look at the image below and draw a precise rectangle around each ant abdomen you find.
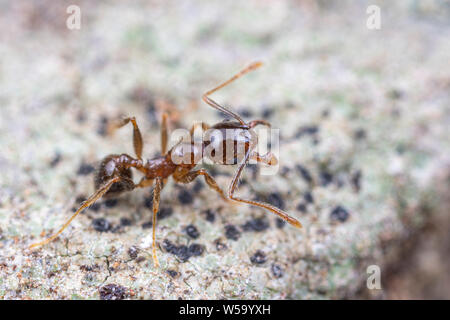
[94,154,134,198]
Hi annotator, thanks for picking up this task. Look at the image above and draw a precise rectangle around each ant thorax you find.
[169,141,203,167]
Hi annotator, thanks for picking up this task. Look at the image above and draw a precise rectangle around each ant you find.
[29,62,302,268]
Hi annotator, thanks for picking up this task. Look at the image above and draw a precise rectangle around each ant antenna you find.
[203,62,263,125]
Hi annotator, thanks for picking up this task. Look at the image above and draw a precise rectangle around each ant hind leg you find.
[29,176,120,250]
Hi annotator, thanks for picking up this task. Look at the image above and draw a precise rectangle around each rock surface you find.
[0,1,449,299]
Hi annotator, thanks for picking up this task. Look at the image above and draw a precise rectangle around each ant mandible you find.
[29,62,302,268]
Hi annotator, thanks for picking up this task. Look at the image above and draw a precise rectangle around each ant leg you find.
[29,177,120,249]
[248,120,271,128]
[151,177,163,268]
[136,177,154,188]
[174,168,228,201]
[189,122,210,140]
[227,151,302,228]
[202,62,263,125]
[161,112,169,155]
[113,117,144,160]
[251,151,278,166]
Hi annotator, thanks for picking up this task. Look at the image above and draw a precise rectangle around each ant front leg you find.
[228,151,302,228]
[173,167,228,201]
[112,117,144,160]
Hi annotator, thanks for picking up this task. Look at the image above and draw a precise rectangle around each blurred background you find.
[0,0,449,299]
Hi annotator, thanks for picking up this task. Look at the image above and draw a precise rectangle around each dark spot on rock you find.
[89,202,101,212]
[163,239,178,254]
[387,88,404,100]
[330,205,350,222]
[250,250,267,265]
[159,207,173,219]
[99,284,127,300]
[147,101,158,125]
[120,218,132,226]
[49,153,62,167]
[225,224,241,241]
[295,125,319,138]
[142,221,152,229]
[178,189,193,204]
[271,263,283,278]
[80,264,99,272]
[351,170,362,192]
[174,245,190,262]
[247,163,259,180]
[275,218,286,229]
[242,217,269,232]
[303,191,314,204]
[144,196,153,209]
[295,165,313,184]
[188,243,204,257]
[104,199,118,208]
[239,107,253,118]
[296,203,307,213]
[162,240,189,262]
[184,224,200,239]
[135,257,146,264]
[193,180,204,192]
[97,116,109,136]
[215,239,227,251]
[128,246,139,260]
[76,195,86,203]
[167,270,178,278]
[77,163,95,175]
[354,128,367,140]
[319,170,333,187]
[280,166,290,177]
[396,144,406,154]
[202,209,215,223]
[92,218,111,232]
[262,108,274,118]
[266,192,285,210]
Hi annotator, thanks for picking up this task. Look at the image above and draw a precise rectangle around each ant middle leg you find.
[173,168,228,201]
[151,177,163,268]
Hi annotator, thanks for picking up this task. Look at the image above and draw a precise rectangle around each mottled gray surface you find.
[0,1,449,299]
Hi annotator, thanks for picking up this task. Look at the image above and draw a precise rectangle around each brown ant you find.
[29,62,302,267]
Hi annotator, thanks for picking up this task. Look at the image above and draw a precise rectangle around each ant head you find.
[94,154,135,198]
